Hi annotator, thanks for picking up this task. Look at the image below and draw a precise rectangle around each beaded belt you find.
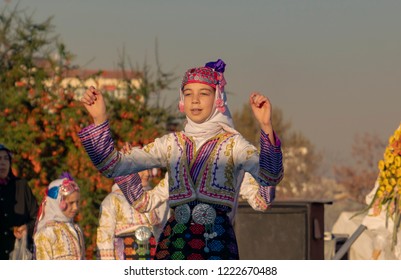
[174,203,218,253]
[174,203,217,225]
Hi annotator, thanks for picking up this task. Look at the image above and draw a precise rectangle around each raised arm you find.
[80,86,108,125]
[249,92,275,144]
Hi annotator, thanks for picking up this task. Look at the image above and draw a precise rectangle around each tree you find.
[0,4,72,90]
[333,132,386,204]
[0,4,177,258]
[233,104,291,147]
[233,104,322,199]
[106,45,178,148]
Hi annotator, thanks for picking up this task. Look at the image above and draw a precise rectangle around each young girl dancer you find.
[79,59,283,259]
[34,173,85,259]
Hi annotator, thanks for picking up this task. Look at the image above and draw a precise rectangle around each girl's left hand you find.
[13,224,27,239]
[249,92,272,130]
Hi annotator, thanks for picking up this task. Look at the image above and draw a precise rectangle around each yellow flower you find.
[395,156,401,167]
[395,130,401,140]
[386,153,394,164]
[385,184,393,193]
[371,123,401,249]
[378,160,385,171]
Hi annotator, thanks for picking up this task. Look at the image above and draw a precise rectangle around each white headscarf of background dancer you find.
[34,172,80,233]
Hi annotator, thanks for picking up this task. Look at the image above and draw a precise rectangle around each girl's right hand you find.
[122,142,132,155]
[81,86,108,125]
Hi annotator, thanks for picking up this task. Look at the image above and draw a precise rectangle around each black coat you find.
[0,178,38,260]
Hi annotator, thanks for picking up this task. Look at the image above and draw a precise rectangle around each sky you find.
[4,0,400,173]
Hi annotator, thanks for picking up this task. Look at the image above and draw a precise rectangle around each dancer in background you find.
[34,173,85,260]
[97,170,169,260]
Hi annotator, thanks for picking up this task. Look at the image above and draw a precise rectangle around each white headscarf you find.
[35,176,80,233]
[183,92,238,138]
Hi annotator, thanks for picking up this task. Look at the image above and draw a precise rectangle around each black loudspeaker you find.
[234,200,332,260]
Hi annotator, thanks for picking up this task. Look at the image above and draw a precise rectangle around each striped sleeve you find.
[258,186,276,206]
[239,172,274,211]
[78,120,120,178]
[114,173,144,204]
[259,130,284,186]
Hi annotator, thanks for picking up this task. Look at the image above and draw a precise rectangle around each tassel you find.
[215,86,226,113]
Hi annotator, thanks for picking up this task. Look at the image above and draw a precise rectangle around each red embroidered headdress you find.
[179,59,227,113]
[181,59,226,90]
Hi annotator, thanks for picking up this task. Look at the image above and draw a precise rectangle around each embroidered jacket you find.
[34,221,85,260]
[79,121,283,212]
[96,186,169,260]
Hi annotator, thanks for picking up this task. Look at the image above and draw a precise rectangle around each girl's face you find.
[183,83,215,124]
[0,150,11,179]
[62,191,80,219]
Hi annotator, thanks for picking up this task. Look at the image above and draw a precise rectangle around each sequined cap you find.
[181,59,226,89]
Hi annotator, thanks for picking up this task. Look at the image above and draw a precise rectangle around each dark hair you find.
[0,144,16,179]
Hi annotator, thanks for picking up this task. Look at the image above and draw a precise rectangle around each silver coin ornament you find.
[174,204,191,224]
[192,204,216,225]
[134,226,152,242]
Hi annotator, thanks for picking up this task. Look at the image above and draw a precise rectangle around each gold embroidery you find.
[223,155,235,192]
[143,143,154,153]
[246,149,256,160]
[167,132,240,206]
[224,138,235,157]
[171,133,193,198]
[191,133,236,197]
[35,222,82,260]
[167,144,172,160]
